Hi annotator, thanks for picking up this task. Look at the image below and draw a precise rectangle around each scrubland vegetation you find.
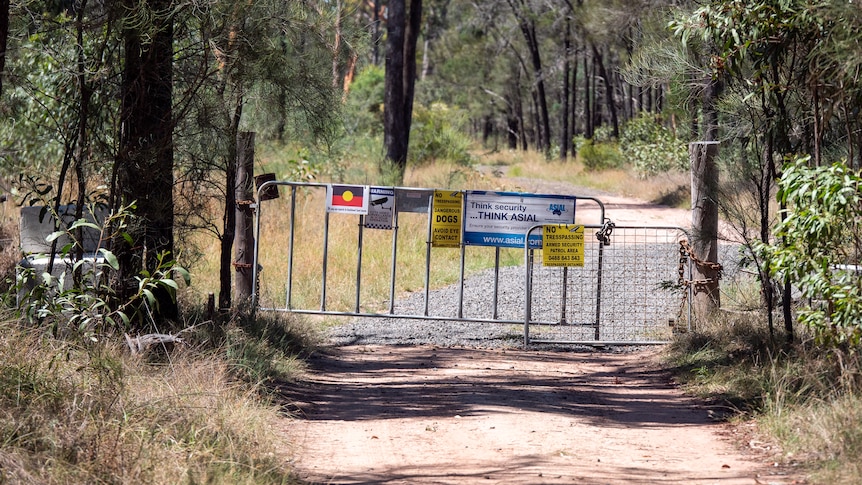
[2,146,862,483]
[3,0,862,483]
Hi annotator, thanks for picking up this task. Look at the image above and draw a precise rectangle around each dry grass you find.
[0,204,20,296]
[0,314,302,484]
[480,149,691,207]
[757,348,862,484]
[666,309,862,484]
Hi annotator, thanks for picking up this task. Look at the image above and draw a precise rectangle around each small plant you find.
[16,202,190,337]
[342,65,385,137]
[758,157,862,347]
[410,102,474,166]
[619,114,689,177]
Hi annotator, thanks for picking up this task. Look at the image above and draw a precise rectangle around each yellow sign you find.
[542,224,584,267]
[431,190,462,248]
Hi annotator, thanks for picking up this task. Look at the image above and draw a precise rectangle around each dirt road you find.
[278,179,798,484]
[280,345,798,484]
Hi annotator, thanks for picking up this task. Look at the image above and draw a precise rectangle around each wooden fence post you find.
[234,132,255,304]
[689,141,721,322]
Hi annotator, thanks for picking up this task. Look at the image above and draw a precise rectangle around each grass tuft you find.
[0,312,305,483]
[666,309,862,483]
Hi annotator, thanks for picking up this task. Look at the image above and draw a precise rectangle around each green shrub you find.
[343,65,385,137]
[410,102,473,166]
[619,114,689,176]
[15,202,189,336]
[579,139,624,171]
[759,157,862,347]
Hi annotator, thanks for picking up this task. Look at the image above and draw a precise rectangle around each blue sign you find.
[463,191,576,248]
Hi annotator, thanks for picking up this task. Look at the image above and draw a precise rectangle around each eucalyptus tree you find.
[667,0,862,342]
[506,0,552,156]
[114,0,177,317]
[174,0,349,310]
[383,0,422,180]
[1,0,347,323]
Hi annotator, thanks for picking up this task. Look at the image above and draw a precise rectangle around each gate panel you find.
[525,225,691,345]
[252,180,689,346]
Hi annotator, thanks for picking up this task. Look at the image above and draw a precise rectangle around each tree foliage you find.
[761,158,862,346]
[1,0,347,328]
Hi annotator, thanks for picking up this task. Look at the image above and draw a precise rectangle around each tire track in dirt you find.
[279,345,799,484]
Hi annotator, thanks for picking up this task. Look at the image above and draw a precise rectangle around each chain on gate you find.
[676,239,723,321]
[596,219,615,245]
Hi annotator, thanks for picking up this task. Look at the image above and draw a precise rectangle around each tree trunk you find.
[584,54,592,138]
[372,0,381,65]
[219,138,237,311]
[73,0,91,283]
[570,48,578,155]
[0,0,8,96]
[592,54,601,133]
[332,0,343,89]
[530,89,541,150]
[383,0,422,180]
[516,83,527,150]
[117,0,177,323]
[403,0,422,136]
[508,0,551,157]
[506,111,518,150]
[506,69,520,150]
[760,136,775,339]
[592,44,619,138]
[384,0,406,174]
[559,18,570,161]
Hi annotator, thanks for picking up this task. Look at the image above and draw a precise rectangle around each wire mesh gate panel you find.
[524,225,692,345]
[251,180,688,346]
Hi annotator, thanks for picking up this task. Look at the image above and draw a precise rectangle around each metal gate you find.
[251,181,690,346]
[522,224,692,346]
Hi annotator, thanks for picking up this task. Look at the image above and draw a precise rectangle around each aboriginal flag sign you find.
[327,184,369,214]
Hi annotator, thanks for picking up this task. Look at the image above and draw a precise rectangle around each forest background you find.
[1,0,862,483]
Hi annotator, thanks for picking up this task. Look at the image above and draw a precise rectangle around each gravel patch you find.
[327,239,744,349]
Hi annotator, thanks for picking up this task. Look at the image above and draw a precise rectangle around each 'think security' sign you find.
[463,191,576,248]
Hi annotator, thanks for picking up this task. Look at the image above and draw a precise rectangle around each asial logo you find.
[548,203,567,216]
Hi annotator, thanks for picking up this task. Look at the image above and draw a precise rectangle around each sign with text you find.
[464,191,576,248]
[365,186,394,230]
[431,190,462,248]
[326,184,369,214]
[542,224,585,267]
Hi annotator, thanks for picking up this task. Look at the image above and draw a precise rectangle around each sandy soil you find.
[280,346,802,484]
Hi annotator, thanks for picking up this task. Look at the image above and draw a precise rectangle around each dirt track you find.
[280,345,800,484]
[278,180,801,484]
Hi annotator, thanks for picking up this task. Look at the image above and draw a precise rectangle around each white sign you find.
[463,191,576,248]
[326,184,369,215]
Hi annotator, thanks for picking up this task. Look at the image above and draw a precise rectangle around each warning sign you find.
[431,190,462,248]
[542,224,584,267]
[365,186,394,229]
